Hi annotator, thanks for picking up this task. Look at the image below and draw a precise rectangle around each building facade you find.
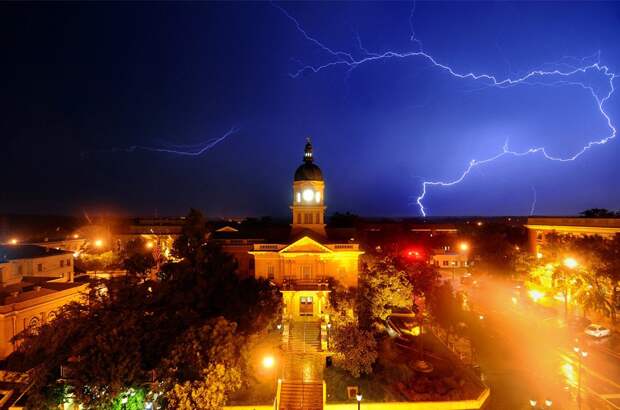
[525,217,620,253]
[249,140,363,321]
[0,245,87,359]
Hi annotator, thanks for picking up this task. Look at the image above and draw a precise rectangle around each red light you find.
[405,249,422,259]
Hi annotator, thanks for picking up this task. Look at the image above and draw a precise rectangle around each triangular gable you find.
[216,226,239,232]
[279,236,333,254]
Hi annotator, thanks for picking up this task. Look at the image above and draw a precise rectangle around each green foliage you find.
[161,318,244,409]
[331,323,378,378]
[121,237,156,278]
[11,209,282,408]
[75,251,120,272]
[579,208,617,218]
[358,257,413,330]
[111,388,146,410]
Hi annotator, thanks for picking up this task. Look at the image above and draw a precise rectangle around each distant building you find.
[430,248,470,271]
[525,217,620,252]
[0,245,86,359]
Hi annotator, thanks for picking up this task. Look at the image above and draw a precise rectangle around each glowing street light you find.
[536,252,543,259]
[528,290,545,302]
[356,393,363,410]
[145,241,154,250]
[9,238,18,245]
[545,399,553,407]
[563,257,578,269]
[262,355,275,369]
[94,239,103,248]
[459,242,469,252]
[529,399,537,408]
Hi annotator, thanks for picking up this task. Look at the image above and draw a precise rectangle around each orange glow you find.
[146,241,154,249]
[262,355,275,369]
[9,238,18,245]
[94,239,103,248]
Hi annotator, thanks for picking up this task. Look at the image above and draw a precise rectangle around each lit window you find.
[315,191,321,203]
[302,189,314,202]
[296,192,301,203]
[267,265,275,280]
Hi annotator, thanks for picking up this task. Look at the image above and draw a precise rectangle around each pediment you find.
[280,236,332,254]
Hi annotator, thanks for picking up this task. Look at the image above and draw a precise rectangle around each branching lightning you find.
[88,126,239,158]
[273,2,618,216]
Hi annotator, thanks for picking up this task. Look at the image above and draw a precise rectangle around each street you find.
[465,275,620,410]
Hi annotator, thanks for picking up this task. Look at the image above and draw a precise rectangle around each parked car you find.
[585,324,611,338]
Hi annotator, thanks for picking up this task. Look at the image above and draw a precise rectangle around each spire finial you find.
[304,137,313,162]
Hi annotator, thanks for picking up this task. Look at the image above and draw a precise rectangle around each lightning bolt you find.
[273,2,617,216]
[530,186,537,216]
[85,126,239,158]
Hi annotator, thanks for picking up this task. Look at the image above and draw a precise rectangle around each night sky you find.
[2,2,619,218]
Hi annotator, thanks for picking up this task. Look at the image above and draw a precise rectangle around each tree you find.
[331,324,378,378]
[172,208,208,264]
[121,237,155,278]
[358,257,413,330]
[161,318,244,409]
[10,211,282,408]
[579,208,617,218]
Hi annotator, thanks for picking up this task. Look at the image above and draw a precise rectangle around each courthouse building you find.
[244,140,363,321]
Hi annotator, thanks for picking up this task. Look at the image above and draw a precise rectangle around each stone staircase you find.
[278,320,324,410]
[279,381,323,410]
[288,320,321,353]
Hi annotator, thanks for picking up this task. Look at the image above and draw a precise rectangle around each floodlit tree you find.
[331,323,378,378]
[161,318,244,409]
[358,257,413,330]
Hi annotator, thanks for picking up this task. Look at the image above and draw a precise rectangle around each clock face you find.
[302,188,314,202]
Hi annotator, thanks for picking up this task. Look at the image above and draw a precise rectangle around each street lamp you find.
[562,257,579,321]
[94,239,103,248]
[262,355,275,369]
[459,242,469,252]
[9,238,18,245]
[529,399,537,408]
[544,399,553,407]
[356,393,362,410]
[564,257,578,269]
[574,346,587,410]
[327,322,332,350]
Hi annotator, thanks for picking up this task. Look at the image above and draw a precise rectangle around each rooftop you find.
[0,245,71,262]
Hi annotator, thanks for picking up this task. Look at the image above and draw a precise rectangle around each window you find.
[37,263,43,272]
[301,265,312,279]
[297,213,302,224]
[442,260,449,267]
[267,265,275,280]
[296,192,301,203]
[315,191,321,203]
[17,265,23,275]
[67,259,71,266]
[304,213,312,224]
[60,260,65,268]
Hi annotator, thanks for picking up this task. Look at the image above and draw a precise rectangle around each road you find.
[462,275,620,410]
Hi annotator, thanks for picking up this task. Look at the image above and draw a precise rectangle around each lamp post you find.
[574,346,587,410]
[327,322,331,350]
[529,399,537,409]
[356,393,362,410]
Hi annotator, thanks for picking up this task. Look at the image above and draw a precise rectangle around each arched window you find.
[28,316,41,335]
[47,311,57,322]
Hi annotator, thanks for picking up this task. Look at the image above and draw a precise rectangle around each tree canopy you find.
[10,209,281,409]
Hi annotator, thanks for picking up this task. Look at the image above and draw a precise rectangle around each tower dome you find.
[294,138,323,181]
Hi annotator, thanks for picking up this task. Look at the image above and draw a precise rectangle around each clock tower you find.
[291,139,326,237]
